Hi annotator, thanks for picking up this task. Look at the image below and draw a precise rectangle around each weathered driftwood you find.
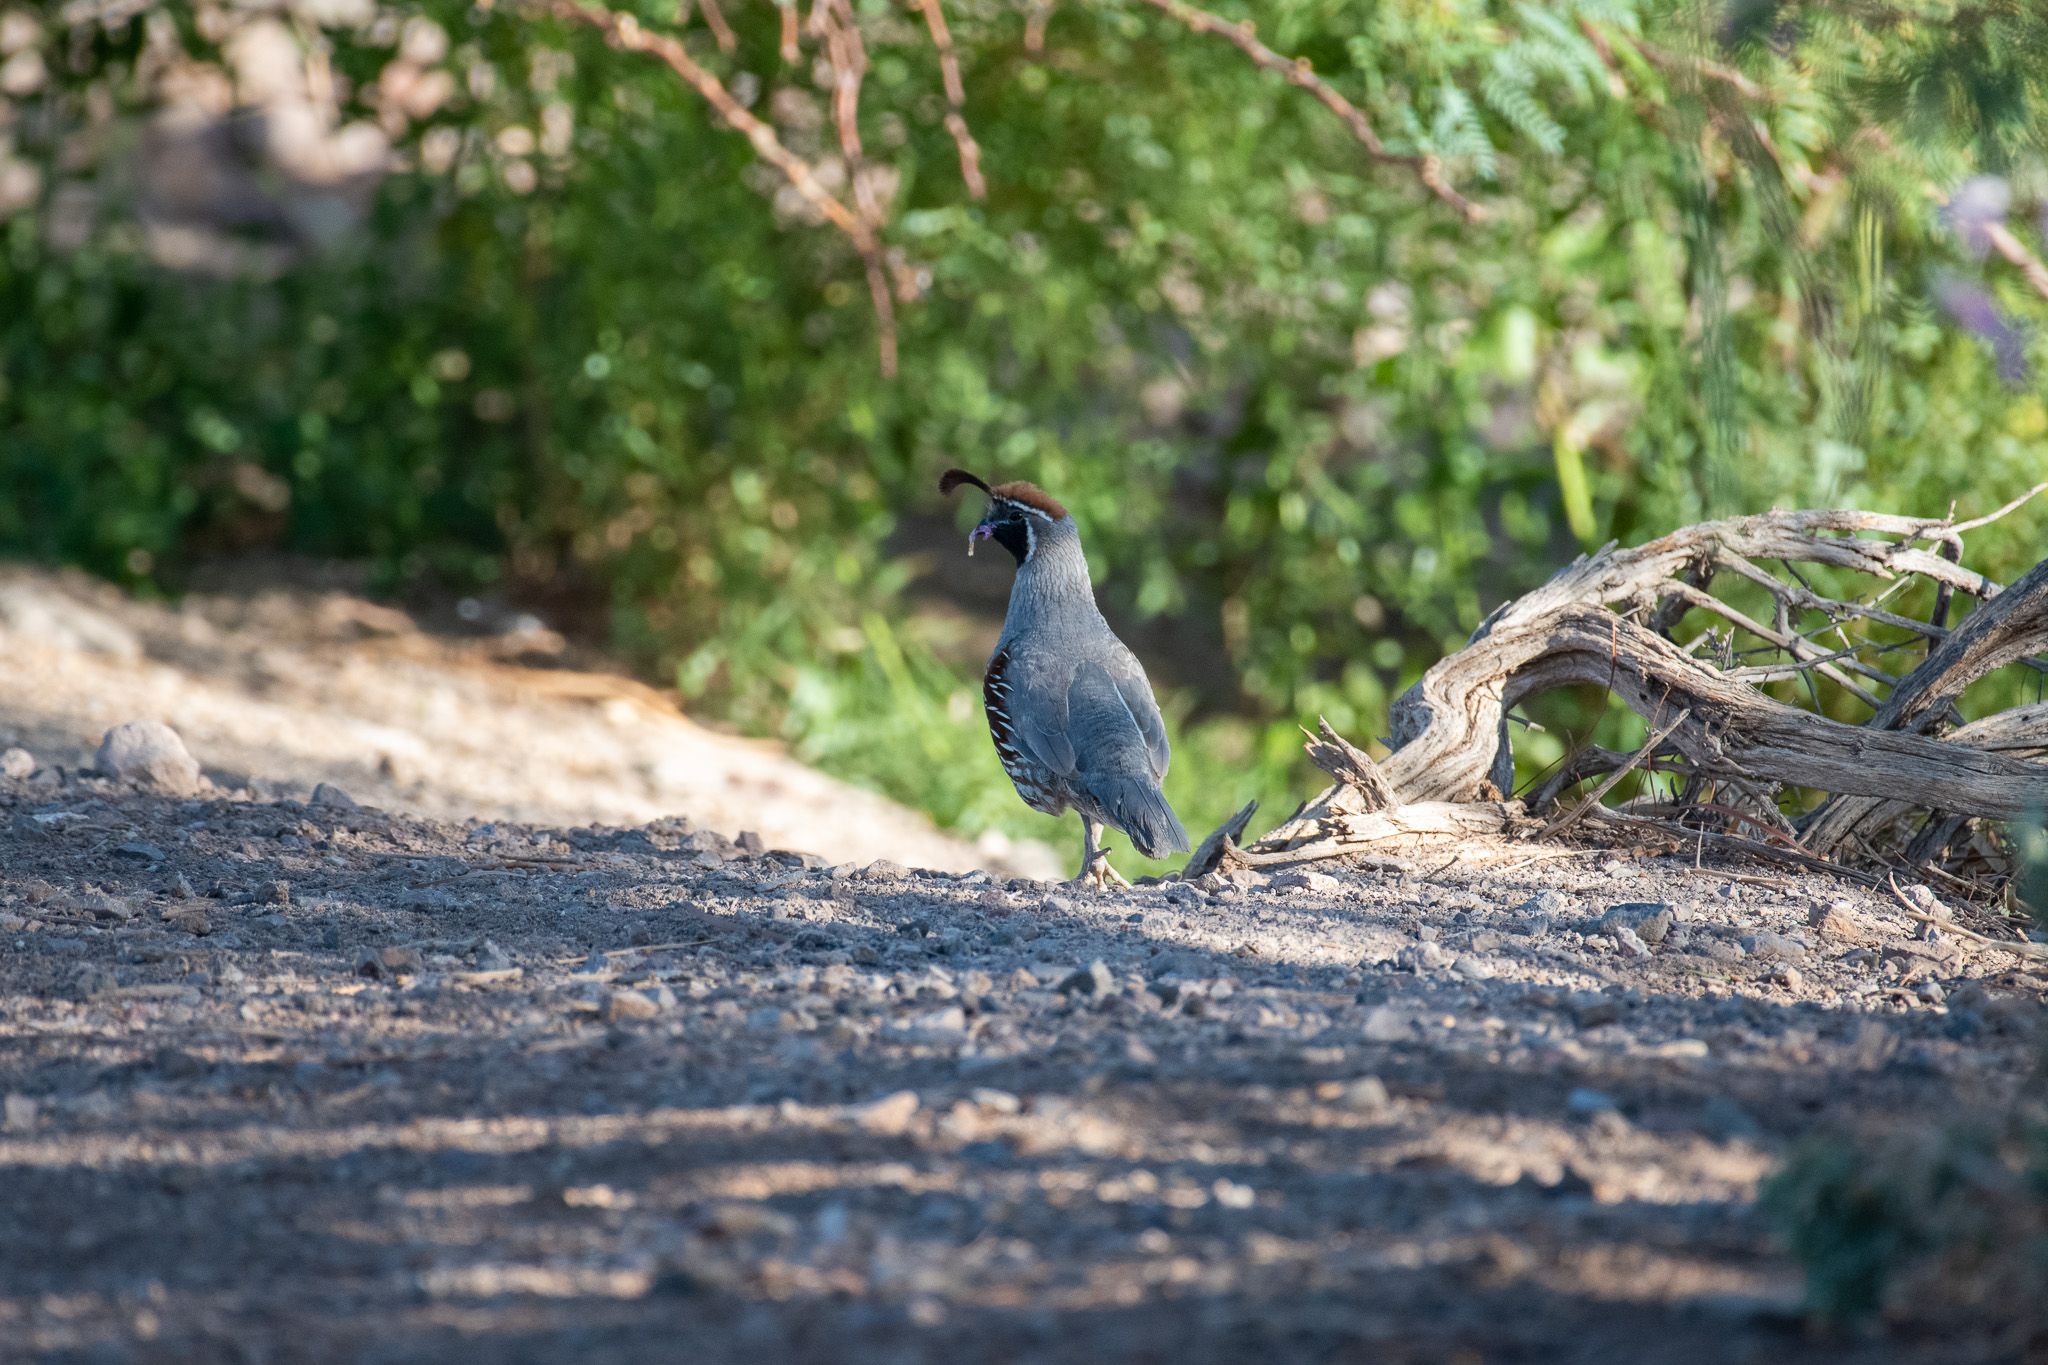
[1204,490,2048,883]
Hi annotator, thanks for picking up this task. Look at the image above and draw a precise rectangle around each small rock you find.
[1573,995,1622,1028]
[858,859,910,881]
[309,782,358,809]
[1361,1005,1412,1042]
[1771,965,1804,991]
[1741,932,1808,963]
[356,946,422,979]
[2,1093,37,1133]
[162,904,211,936]
[1395,942,1451,974]
[0,748,33,779]
[1517,889,1572,918]
[604,990,663,1022]
[1057,960,1116,997]
[1809,901,1859,939]
[1608,926,1653,959]
[849,1089,921,1135]
[1040,894,1077,916]
[1451,956,1496,981]
[475,939,514,972]
[1601,902,1674,946]
[1915,980,1947,1006]
[112,840,167,863]
[93,721,205,796]
[968,1087,1022,1114]
[1270,869,1342,896]
[80,892,135,922]
[1332,1075,1390,1112]
[735,830,767,856]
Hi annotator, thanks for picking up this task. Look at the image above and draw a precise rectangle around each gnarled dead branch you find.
[1221,492,2048,894]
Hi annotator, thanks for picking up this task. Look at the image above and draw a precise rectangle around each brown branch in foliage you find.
[683,0,737,53]
[1024,0,1055,55]
[912,0,987,199]
[541,0,898,375]
[814,0,883,225]
[1983,222,2048,305]
[1127,0,1482,221]
[778,0,800,62]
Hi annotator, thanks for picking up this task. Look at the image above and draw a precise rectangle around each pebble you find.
[356,946,422,978]
[1608,926,1653,959]
[475,939,514,972]
[1451,956,1496,981]
[1601,902,1675,946]
[1517,890,1571,918]
[1041,895,1077,916]
[1741,932,1808,963]
[604,990,663,1022]
[1809,901,1859,939]
[0,748,33,779]
[858,860,911,881]
[1331,1076,1390,1111]
[1361,1005,1412,1042]
[309,783,358,809]
[95,721,205,795]
[1057,961,1116,997]
[1915,980,1947,1006]
[112,840,167,863]
[1270,869,1342,896]
[2,1094,37,1133]
[1395,942,1451,973]
[849,1089,921,1135]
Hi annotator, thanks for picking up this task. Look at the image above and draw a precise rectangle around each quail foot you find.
[940,469,1190,888]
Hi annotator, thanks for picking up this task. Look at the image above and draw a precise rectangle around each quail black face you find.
[971,501,1036,565]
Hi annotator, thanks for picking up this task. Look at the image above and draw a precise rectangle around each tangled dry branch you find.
[1194,489,2048,900]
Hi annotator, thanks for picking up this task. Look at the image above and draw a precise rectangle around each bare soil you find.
[2,766,2043,1362]
[1,566,2042,1363]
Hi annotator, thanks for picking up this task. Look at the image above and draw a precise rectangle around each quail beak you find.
[968,522,995,557]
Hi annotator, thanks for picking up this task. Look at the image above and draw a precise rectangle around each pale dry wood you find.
[1300,716,1394,811]
[1232,801,1532,867]
[1233,496,2048,879]
[1181,799,1257,880]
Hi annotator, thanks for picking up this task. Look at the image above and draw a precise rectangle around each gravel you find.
[0,764,2038,1361]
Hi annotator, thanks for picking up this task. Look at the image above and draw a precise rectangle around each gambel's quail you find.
[940,468,1190,887]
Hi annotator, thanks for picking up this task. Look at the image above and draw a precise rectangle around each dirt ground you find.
[1,758,2043,1362]
[2,567,2044,1363]
[0,564,1057,878]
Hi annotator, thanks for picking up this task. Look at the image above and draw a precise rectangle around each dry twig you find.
[911,0,987,198]
[540,0,899,375]
[1536,707,1689,840]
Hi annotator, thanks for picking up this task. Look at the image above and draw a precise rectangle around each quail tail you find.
[1098,777,1190,860]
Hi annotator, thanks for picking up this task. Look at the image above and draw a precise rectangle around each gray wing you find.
[1101,642,1171,780]
[1002,644,1169,783]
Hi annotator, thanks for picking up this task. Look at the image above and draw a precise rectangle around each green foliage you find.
[1766,1115,2048,1333]
[4,0,2048,862]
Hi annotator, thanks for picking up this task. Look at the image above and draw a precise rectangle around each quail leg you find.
[1072,815,1131,890]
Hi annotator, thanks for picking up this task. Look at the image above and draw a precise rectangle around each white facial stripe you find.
[996,498,1056,521]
